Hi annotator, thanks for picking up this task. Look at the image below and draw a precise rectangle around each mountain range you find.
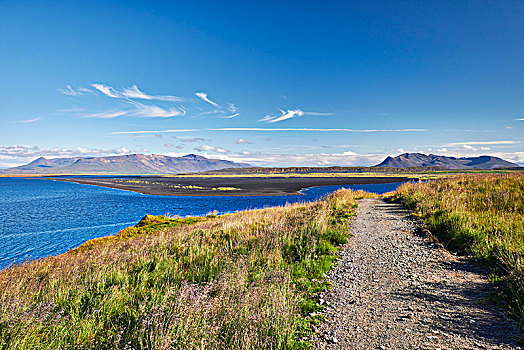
[0,154,250,175]
[374,153,519,169]
[2,152,520,175]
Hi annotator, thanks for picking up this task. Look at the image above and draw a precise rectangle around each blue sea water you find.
[0,177,403,268]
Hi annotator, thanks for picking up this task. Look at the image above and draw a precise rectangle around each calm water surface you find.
[0,177,403,268]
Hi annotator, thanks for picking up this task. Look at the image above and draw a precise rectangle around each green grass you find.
[0,189,375,349]
[394,173,524,331]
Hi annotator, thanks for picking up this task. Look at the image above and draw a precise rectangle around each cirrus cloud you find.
[11,117,42,123]
[58,85,92,96]
[60,84,240,119]
[80,110,127,119]
[108,129,199,135]
[445,140,520,146]
[260,109,333,123]
[260,109,304,123]
[121,85,184,101]
[91,84,120,98]
[132,103,185,118]
[195,92,220,108]
[211,127,427,132]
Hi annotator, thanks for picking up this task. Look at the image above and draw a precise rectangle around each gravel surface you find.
[314,198,522,350]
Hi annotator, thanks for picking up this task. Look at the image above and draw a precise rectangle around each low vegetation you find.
[0,189,375,349]
[394,173,524,330]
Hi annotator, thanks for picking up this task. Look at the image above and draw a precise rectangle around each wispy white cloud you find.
[222,103,239,118]
[227,103,238,113]
[222,113,240,119]
[195,92,220,108]
[120,85,154,99]
[194,144,230,153]
[61,84,237,119]
[515,118,524,121]
[58,85,92,96]
[260,109,304,123]
[108,129,199,135]
[260,109,333,123]
[81,104,186,119]
[446,141,520,146]
[63,84,357,123]
[192,110,218,118]
[81,110,128,119]
[444,129,493,132]
[132,103,184,118]
[321,144,360,148]
[211,128,427,132]
[91,84,120,98]
[57,107,85,114]
[120,85,184,101]
[98,127,410,135]
[91,84,185,101]
[175,137,209,143]
[12,117,41,123]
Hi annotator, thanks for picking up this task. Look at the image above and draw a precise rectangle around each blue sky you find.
[1,0,523,167]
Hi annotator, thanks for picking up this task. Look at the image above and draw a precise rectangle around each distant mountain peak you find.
[0,153,251,175]
[182,154,201,159]
[28,156,48,163]
[375,153,519,169]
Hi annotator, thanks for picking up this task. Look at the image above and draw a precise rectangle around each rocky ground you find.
[314,198,522,350]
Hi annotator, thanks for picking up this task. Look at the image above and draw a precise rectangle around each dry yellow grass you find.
[0,189,376,349]
[395,173,524,332]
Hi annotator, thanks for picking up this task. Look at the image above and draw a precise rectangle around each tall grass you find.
[394,173,524,329]
[0,189,375,349]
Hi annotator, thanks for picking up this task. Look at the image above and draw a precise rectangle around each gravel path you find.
[314,198,522,350]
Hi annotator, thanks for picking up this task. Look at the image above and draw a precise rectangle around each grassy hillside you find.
[394,173,524,331]
[0,189,375,349]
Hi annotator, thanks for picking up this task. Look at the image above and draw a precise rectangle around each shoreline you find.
[51,175,410,197]
[0,176,407,269]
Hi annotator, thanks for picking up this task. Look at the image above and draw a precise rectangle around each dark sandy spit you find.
[51,176,410,196]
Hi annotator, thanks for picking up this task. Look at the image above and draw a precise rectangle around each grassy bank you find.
[394,173,524,330]
[0,189,375,349]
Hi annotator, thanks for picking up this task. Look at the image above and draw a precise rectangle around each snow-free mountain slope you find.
[375,153,518,169]
[0,154,250,174]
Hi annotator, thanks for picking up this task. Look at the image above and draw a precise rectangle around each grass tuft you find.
[0,189,375,349]
[394,173,524,332]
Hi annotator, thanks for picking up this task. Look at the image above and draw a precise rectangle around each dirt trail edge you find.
[314,198,522,350]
